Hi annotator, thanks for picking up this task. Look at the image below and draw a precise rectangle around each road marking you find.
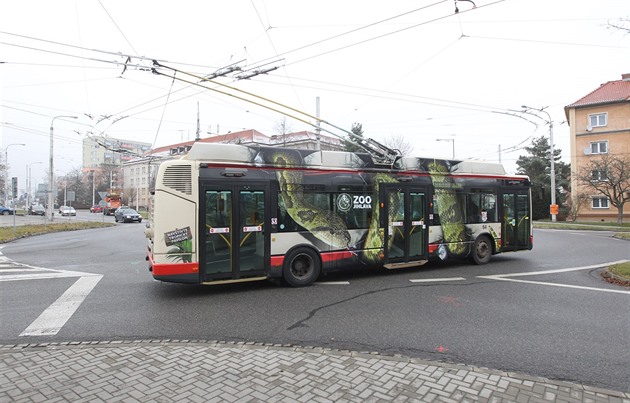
[0,251,104,337]
[477,260,630,295]
[0,269,97,282]
[316,281,350,285]
[20,274,103,336]
[409,277,466,283]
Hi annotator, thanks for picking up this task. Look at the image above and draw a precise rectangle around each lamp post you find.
[90,170,96,207]
[27,161,42,208]
[521,105,557,222]
[48,115,77,221]
[5,143,25,206]
[436,138,455,159]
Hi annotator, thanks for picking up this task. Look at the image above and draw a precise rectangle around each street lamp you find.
[436,138,455,159]
[27,161,42,207]
[521,105,557,222]
[5,143,25,206]
[48,115,77,221]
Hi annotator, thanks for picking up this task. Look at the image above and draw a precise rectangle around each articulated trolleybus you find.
[146,142,532,286]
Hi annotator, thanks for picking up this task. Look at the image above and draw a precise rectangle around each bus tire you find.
[283,247,321,287]
[471,235,492,265]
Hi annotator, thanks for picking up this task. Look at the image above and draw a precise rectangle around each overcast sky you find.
[1,0,629,190]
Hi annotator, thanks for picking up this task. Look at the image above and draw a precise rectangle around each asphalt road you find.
[0,220,628,392]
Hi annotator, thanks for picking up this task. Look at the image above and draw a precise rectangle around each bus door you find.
[384,187,429,267]
[502,190,531,251]
[200,184,267,282]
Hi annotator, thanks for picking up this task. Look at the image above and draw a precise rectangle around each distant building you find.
[564,73,630,222]
[121,129,345,209]
[82,136,152,169]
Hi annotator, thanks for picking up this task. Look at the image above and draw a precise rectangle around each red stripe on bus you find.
[271,250,354,267]
[271,256,284,267]
[152,262,199,276]
[321,251,355,262]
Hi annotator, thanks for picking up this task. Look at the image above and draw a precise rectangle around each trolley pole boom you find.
[151,61,401,166]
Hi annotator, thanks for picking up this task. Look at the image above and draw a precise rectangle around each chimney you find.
[622,73,630,81]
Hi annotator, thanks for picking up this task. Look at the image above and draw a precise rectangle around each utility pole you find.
[316,97,321,151]
[521,105,557,222]
[195,101,201,141]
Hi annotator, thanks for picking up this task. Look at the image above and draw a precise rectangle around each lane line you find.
[478,260,629,279]
[20,275,103,336]
[478,277,630,295]
[316,281,350,285]
[0,270,99,282]
[477,260,630,295]
[409,277,466,283]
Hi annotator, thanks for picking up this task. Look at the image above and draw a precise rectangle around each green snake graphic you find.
[272,151,352,250]
[361,173,397,263]
[428,161,469,256]
[271,150,472,261]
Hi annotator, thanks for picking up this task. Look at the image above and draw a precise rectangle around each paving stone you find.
[1,341,629,403]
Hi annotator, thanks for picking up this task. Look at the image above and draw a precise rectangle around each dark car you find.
[29,205,46,216]
[0,205,14,215]
[90,204,104,213]
[114,208,142,223]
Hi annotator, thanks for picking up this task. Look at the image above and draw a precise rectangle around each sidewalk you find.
[1,340,628,402]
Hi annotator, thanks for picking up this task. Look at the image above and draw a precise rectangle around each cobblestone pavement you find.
[1,340,628,402]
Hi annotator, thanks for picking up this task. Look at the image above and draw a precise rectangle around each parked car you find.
[29,205,46,216]
[0,205,14,215]
[59,206,76,216]
[90,204,104,213]
[114,208,142,223]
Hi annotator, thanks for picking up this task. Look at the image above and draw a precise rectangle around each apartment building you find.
[565,74,630,222]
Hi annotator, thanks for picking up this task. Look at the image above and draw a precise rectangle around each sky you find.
[1,0,629,192]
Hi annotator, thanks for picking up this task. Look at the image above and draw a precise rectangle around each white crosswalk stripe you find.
[0,251,103,336]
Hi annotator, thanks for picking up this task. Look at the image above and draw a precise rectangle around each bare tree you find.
[608,17,630,33]
[565,192,590,222]
[124,187,138,207]
[576,153,630,224]
[382,134,415,157]
[273,117,293,147]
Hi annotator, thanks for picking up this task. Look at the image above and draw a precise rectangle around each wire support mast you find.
[150,60,401,167]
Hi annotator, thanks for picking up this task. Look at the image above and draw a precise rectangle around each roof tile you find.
[566,77,630,108]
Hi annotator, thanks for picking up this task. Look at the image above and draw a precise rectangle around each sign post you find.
[11,177,17,234]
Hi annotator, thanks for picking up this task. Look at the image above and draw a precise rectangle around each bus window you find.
[481,194,497,222]
[467,193,497,223]
[277,193,299,232]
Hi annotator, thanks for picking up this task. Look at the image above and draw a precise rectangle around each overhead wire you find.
[251,0,449,67]
[283,0,505,67]
[1,0,588,161]
[97,0,143,60]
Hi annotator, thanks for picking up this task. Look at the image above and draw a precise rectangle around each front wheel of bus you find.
[471,235,492,265]
[283,248,321,287]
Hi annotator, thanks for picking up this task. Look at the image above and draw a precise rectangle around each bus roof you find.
[184,142,510,176]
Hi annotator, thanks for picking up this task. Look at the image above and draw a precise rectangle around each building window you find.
[590,170,608,182]
[592,197,609,209]
[588,113,607,128]
[590,141,608,154]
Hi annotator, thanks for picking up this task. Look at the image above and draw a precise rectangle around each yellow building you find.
[565,74,630,222]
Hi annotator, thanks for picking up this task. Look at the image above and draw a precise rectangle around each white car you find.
[59,206,76,216]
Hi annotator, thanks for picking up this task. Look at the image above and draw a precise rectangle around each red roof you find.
[566,75,630,109]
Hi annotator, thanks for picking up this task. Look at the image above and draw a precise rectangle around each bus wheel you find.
[283,248,321,287]
[471,235,492,265]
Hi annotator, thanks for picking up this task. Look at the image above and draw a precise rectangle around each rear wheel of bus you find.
[283,247,321,287]
[470,235,493,265]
